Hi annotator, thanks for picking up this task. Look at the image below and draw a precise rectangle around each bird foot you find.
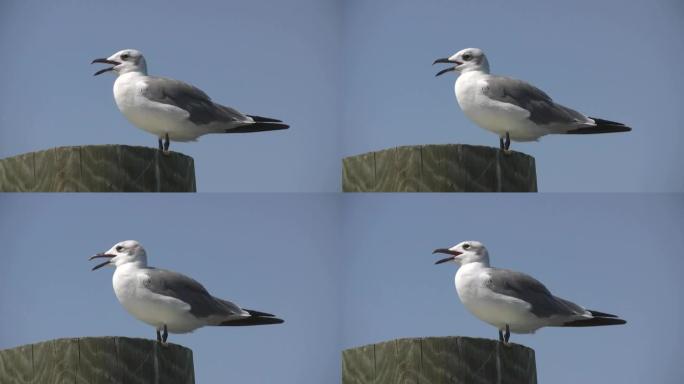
[162,133,171,153]
[156,325,169,345]
[499,325,512,345]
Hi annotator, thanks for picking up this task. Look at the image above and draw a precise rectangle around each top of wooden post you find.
[0,145,196,192]
[342,144,537,192]
[0,337,194,384]
[342,336,536,384]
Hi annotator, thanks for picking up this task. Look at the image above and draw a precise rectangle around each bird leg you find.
[499,137,505,150]
[163,133,170,154]
[504,324,511,344]
[504,132,511,151]
[498,329,504,342]
[158,138,164,151]
[156,325,169,344]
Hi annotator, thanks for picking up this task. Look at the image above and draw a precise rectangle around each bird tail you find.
[223,115,289,133]
[218,309,284,326]
[561,310,626,327]
[565,118,631,135]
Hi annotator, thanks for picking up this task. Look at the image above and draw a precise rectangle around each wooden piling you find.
[0,337,195,384]
[342,336,537,384]
[342,144,537,192]
[0,145,196,192]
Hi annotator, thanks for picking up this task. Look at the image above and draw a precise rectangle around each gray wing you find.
[142,76,250,125]
[485,268,585,318]
[142,268,243,318]
[483,75,591,126]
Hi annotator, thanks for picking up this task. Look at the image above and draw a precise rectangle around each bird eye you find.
[115,246,124,252]
[463,243,470,249]
[120,54,129,60]
[462,54,472,61]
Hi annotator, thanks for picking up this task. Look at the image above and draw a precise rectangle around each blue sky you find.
[0,194,342,383]
[340,194,684,383]
[2,194,682,383]
[1,0,682,192]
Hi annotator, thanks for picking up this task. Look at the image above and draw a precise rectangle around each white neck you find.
[460,66,489,75]
[459,260,490,271]
[455,261,490,293]
[115,260,148,271]
[117,71,146,80]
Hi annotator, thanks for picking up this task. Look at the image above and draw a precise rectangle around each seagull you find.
[433,48,631,150]
[92,49,288,153]
[432,241,625,344]
[90,240,283,343]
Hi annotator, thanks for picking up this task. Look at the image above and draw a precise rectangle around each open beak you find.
[91,58,120,76]
[89,253,115,270]
[432,248,462,264]
[433,57,462,77]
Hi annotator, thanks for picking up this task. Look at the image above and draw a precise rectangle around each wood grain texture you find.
[0,152,35,192]
[33,338,79,384]
[342,337,537,384]
[76,337,120,384]
[374,148,398,192]
[156,339,195,384]
[81,145,124,192]
[342,344,375,384]
[33,146,84,192]
[395,338,420,384]
[0,337,194,384]
[373,340,397,383]
[342,152,375,192]
[0,145,196,192]
[342,144,537,192]
[0,344,32,384]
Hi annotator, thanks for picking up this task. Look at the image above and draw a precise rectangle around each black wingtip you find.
[245,309,277,317]
[563,317,626,327]
[216,308,285,326]
[566,117,631,135]
[219,315,284,326]
[219,318,285,326]
[225,122,289,133]
[588,309,619,318]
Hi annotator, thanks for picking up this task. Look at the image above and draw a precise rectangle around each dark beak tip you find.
[434,256,454,265]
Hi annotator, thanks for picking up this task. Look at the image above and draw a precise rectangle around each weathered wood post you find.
[342,337,537,384]
[342,144,537,192]
[0,337,195,383]
[0,145,196,192]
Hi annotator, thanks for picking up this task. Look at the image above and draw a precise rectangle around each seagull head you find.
[433,240,489,266]
[433,48,489,76]
[90,240,148,270]
[92,49,147,76]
